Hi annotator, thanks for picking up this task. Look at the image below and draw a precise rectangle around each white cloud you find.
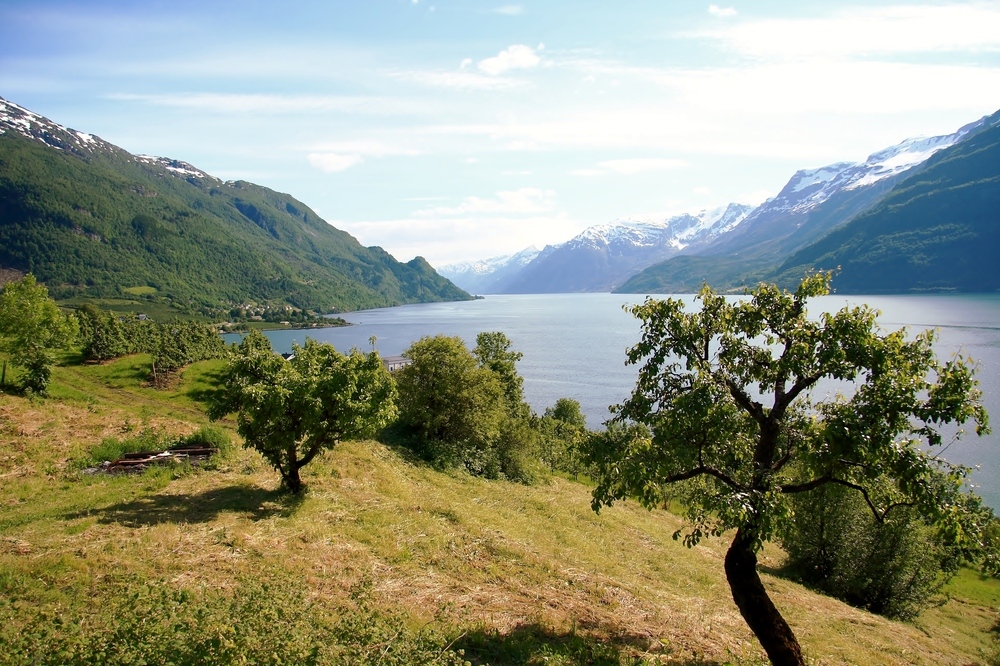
[308,140,418,158]
[459,57,473,70]
[392,69,522,90]
[599,158,688,174]
[106,92,429,116]
[693,186,712,195]
[478,44,541,76]
[708,5,737,18]
[307,153,364,172]
[701,5,1000,60]
[335,210,582,266]
[492,5,524,15]
[415,188,557,217]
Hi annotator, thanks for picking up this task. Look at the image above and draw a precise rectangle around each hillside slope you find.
[0,97,470,314]
[0,357,997,664]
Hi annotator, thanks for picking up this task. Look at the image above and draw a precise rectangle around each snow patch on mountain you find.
[0,96,219,183]
[569,203,754,252]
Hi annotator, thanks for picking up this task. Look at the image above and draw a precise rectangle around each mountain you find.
[495,204,754,293]
[617,113,996,294]
[0,97,470,315]
[768,111,1000,292]
[437,246,541,294]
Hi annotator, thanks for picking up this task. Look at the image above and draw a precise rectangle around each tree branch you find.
[665,465,745,491]
[725,378,765,424]
[780,475,914,523]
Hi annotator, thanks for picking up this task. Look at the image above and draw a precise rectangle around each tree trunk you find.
[724,529,805,666]
[283,444,303,493]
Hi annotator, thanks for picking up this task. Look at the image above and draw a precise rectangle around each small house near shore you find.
[382,356,410,373]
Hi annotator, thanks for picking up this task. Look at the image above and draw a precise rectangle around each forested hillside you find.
[0,98,470,315]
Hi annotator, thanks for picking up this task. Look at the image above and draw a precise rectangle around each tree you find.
[583,273,990,666]
[210,330,396,493]
[473,331,525,416]
[396,335,507,474]
[0,274,78,393]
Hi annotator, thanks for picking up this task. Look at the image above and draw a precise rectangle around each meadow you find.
[1,355,999,665]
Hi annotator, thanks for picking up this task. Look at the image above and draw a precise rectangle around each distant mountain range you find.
[0,97,470,315]
[441,110,999,295]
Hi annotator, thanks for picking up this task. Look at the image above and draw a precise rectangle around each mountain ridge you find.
[0,96,471,315]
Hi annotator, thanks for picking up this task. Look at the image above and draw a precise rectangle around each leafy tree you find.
[210,330,396,493]
[396,334,537,481]
[0,273,77,393]
[539,398,589,476]
[584,273,990,666]
[474,331,526,415]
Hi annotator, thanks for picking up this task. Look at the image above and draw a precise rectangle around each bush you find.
[780,483,952,619]
[179,424,232,454]
[395,334,537,483]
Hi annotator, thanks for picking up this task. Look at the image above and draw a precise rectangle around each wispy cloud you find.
[708,5,738,18]
[391,69,523,90]
[106,92,429,116]
[307,153,364,173]
[701,4,1000,59]
[599,158,688,174]
[415,188,557,217]
[492,5,524,16]
[478,44,542,76]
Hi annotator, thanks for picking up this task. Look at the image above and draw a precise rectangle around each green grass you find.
[1,358,1000,665]
[122,286,158,296]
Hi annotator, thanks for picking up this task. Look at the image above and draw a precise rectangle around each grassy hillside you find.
[0,99,470,316]
[1,358,999,664]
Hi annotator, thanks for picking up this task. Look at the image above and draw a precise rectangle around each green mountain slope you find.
[0,97,470,314]
[771,118,1000,293]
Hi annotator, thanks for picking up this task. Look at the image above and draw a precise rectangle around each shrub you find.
[780,483,952,619]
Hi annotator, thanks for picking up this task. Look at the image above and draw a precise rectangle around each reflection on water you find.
[227,292,1000,508]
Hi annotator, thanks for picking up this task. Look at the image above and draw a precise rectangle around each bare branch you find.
[781,475,914,523]
[725,378,765,424]
[664,465,745,491]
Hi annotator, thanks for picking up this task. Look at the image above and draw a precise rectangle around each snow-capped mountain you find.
[764,119,982,217]
[498,203,754,293]
[438,246,541,294]
[0,98,120,156]
[0,97,222,186]
[450,112,992,295]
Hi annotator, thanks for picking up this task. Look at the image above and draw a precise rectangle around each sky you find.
[2,1,1000,267]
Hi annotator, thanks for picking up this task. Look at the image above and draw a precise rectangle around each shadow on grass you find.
[454,623,726,666]
[64,484,305,527]
[183,364,228,408]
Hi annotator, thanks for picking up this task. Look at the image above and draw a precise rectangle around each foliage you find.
[395,334,538,482]
[584,273,991,665]
[210,330,396,492]
[538,398,590,476]
[474,331,526,415]
[781,483,953,619]
[0,575,471,666]
[76,304,225,380]
[0,128,470,315]
[0,273,78,393]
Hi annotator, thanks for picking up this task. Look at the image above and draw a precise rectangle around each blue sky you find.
[3,1,1000,266]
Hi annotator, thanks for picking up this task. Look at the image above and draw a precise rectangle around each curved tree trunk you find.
[724,529,805,666]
